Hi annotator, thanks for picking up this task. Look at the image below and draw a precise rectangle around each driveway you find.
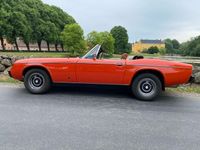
[0,84,200,150]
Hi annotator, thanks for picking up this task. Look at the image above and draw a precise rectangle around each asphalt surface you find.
[0,84,200,150]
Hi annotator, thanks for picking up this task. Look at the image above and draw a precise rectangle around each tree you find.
[180,41,190,55]
[0,9,9,50]
[182,36,200,56]
[18,1,38,51]
[147,46,159,54]
[164,38,181,55]
[191,44,200,56]
[110,26,129,54]
[172,39,180,49]
[126,43,132,53]
[2,0,35,51]
[159,48,166,55]
[0,0,76,51]
[87,31,115,56]
[61,23,86,55]
[164,39,174,54]
[47,5,76,51]
[7,11,30,51]
[42,21,59,51]
[0,1,14,50]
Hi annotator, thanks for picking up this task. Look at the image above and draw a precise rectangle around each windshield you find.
[82,44,101,59]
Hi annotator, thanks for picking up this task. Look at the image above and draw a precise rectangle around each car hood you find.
[127,59,193,69]
[15,57,80,64]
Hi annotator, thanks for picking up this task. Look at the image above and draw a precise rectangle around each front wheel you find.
[24,69,51,94]
[131,73,162,101]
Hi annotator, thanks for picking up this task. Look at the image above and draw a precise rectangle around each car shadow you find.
[49,84,179,103]
[13,84,193,112]
[47,85,190,112]
[50,84,131,97]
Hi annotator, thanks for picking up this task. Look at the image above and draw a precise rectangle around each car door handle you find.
[116,63,123,66]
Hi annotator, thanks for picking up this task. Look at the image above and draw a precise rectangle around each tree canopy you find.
[110,26,130,54]
[164,38,181,54]
[172,39,180,49]
[0,0,76,51]
[181,36,200,57]
[61,23,86,55]
[87,31,115,56]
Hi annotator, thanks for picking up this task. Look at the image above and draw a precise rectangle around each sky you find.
[42,0,200,43]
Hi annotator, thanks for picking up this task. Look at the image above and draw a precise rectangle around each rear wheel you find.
[131,73,162,101]
[24,69,51,94]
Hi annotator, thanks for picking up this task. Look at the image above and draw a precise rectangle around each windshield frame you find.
[82,44,101,59]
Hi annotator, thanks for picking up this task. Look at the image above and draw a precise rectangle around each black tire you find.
[24,69,51,94]
[131,73,162,101]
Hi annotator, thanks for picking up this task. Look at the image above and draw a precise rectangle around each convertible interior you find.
[82,44,144,60]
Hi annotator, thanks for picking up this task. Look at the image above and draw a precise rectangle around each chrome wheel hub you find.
[138,78,156,97]
[28,73,45,89]
[140,81,153,93]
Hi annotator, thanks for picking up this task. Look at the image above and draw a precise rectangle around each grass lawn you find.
[0,74,21,84]
[0,51,162,59]
[0,51,70,58]
[167,85,200,94]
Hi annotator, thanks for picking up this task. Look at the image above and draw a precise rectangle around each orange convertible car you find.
[9,45,193,100]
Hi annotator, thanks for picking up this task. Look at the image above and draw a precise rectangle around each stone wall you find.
[193,66,200,84]
[0,56,25,74]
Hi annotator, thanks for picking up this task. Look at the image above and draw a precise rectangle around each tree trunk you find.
[61,44,64,52]
[14,39,19,51]
[55,43,58,52]
[47,41,50,52]
[37,41,41,51]
[25,42,30,51]
[0,37,5,51]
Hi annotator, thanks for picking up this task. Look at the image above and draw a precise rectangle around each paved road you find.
[0,84,200,150]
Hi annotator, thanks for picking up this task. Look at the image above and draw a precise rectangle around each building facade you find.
[132,40,165,53]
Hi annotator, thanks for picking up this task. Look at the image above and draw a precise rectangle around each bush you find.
[182,36,200,57]
[147,46,159,54]
[159,48,166,55]
[173,49,183,55]
[141,49,148,53]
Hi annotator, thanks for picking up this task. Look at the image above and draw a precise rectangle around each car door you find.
[76,58,126,85]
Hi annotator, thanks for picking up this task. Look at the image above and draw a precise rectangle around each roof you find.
[140,40,164,44]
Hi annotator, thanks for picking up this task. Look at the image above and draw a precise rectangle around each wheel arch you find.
[23,65,52,82]
[131,69,165,91]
